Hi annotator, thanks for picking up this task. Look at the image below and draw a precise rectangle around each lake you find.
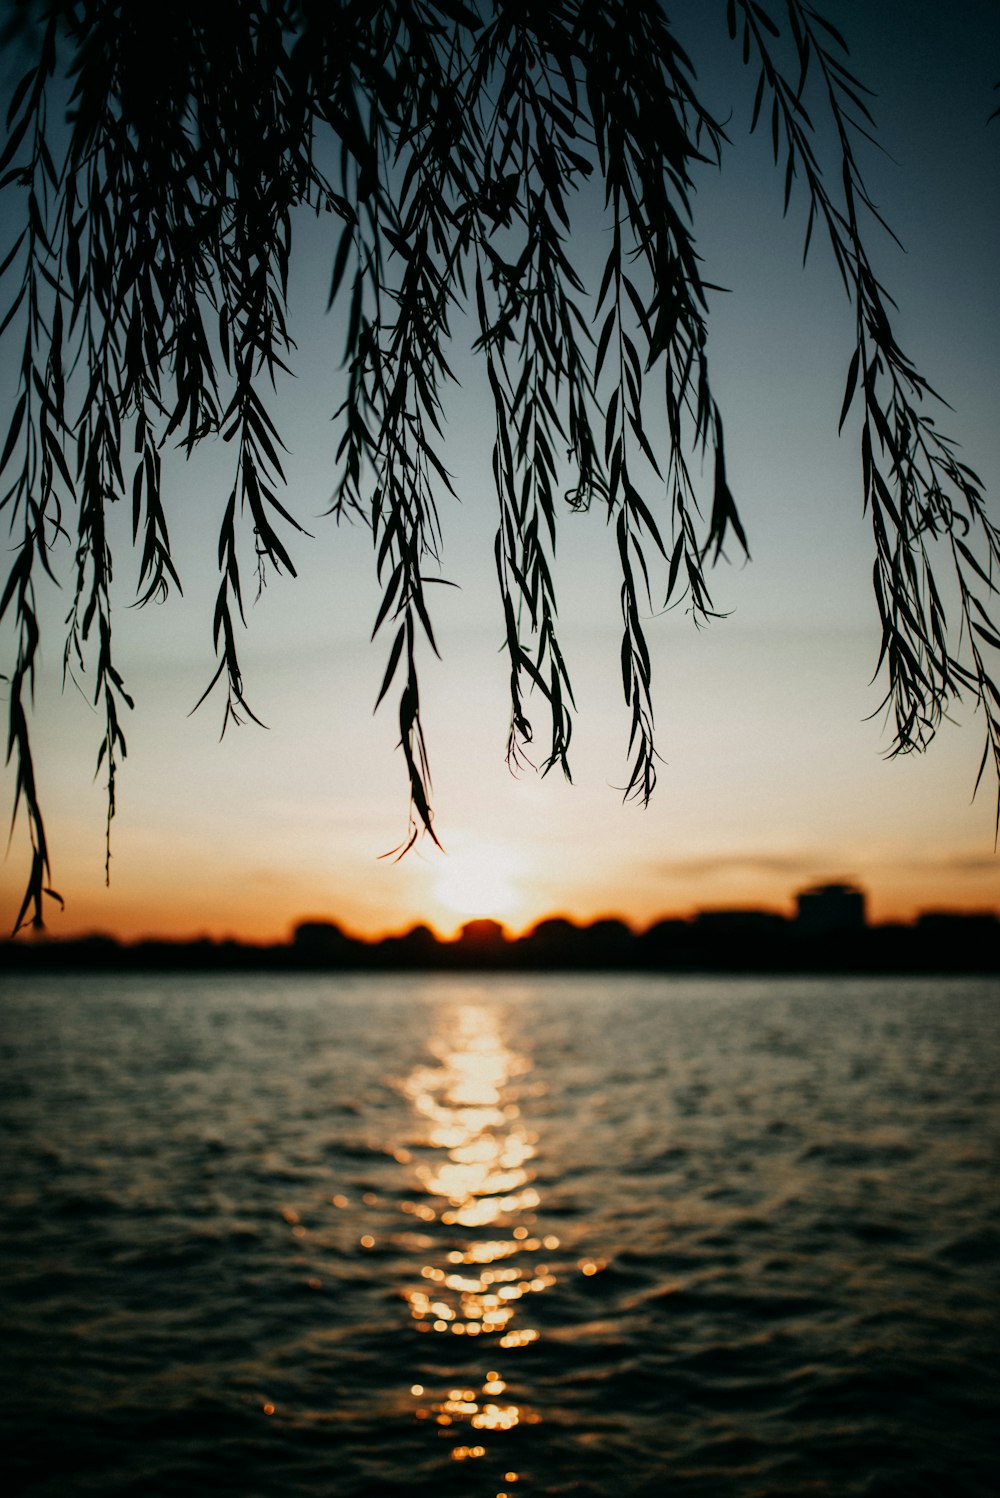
[2,972,998,1495]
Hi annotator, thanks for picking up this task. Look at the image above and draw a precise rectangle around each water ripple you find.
[2,972,998,1495]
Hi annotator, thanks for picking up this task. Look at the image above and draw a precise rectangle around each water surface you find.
[2,973,998,1495]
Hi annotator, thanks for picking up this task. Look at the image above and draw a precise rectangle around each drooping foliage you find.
[1,0,998,930]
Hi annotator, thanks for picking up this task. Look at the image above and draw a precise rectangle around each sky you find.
[2,0,999,943]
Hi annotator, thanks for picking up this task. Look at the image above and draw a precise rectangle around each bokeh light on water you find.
[399,1001,551,1458]
[2,973,998,1496]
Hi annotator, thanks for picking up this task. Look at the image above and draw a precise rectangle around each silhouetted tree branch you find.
[2,0,998,929]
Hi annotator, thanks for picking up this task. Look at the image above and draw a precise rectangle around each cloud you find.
[911,854,999,877]
[650,845,998,884]
[647,850,846,883]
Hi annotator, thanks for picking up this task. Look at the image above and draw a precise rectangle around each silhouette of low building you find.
[292,920,354,957]
[522,917,584,965]
[525,915,581,946]
[794,882,866,935]
[581,917,635,964]
[373,923,440,967]
[916,910,999,937]
[395,922,440,954]
[688,908,789,967]
[694,909,787,936]
[637,918,693,967]
[456,918,507,949]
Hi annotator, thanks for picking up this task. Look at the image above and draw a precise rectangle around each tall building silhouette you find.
[795,882,867,935]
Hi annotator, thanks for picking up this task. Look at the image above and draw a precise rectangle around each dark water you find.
[1,972,998,1496]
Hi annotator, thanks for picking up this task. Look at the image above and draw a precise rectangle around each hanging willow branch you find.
[1,0,997,929]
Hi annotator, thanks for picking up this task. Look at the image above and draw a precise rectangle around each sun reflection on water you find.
[398,1001,554,1451]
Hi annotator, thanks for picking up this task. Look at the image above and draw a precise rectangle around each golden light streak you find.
[397,999,553,1439]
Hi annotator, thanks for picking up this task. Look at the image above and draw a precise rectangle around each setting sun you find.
[431,844,526,923]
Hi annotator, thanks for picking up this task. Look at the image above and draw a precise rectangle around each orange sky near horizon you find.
[13,756,997,947]
[14,873,999,949]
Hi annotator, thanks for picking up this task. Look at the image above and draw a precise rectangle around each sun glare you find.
[431,845,524,922]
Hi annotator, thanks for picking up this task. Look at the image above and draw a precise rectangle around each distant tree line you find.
[4,908,998,974]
